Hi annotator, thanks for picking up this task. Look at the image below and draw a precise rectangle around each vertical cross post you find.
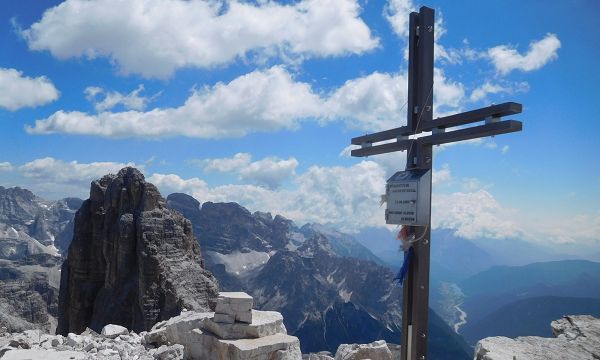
[402,7,434,360]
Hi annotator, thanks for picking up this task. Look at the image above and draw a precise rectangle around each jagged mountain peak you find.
[58,167,219,335]
[297,234,337,258]
[167,192,200,210]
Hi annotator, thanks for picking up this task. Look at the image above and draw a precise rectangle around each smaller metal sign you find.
[386,169,431,226]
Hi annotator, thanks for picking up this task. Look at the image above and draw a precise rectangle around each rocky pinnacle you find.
[56,167,219,335]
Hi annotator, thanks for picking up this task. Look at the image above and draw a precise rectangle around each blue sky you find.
[0,0,598,249]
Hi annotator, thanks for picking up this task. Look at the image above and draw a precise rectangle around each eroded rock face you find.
[474,315,600,360]
[56,167,219,335]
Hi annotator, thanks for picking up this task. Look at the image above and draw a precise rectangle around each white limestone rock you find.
[216,292,254,324]
[66,333,83,348]
[214,313,236,324]
[304,352,334,359]
[334,340,393,360]
[201,310,286,340]
[147,311,214,350]
[474,315,600,360]
[187,329,301,360]
[387,343,401,360]
[101,324,129,339]
[152,344,184,359]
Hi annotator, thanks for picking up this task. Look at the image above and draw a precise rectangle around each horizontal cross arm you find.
[350,140,412,157]
[419,119,522,146]
[424,102,522,131]
[350,125,409,146]
[350,120,522,157]
[350,102,522,145]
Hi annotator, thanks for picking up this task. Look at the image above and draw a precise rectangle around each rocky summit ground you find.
[475,315,600,360]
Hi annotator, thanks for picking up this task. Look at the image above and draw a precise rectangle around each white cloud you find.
[0,162,14,172]
[200,153,253,173]
[196,152,298,189]
[469,81,529,102]
[85,84,158,112]
[432,164,451,186]
[22,0,378,78]
[488,33,561,75]
[18,157,140,196]
[103,163,600,246]
[238,156,298,189]
[28,65,469,139]
[461,177,492,192]
[531,213,600,245]
[433,68,464,114]
[432,189,521,239]
[384,0,416,38]
[501,145,510,154]
[0,68,59,111]
[325,71,410,131]
[150,160,386,232]
[27,66,324,138]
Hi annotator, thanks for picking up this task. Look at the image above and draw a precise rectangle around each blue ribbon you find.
[394,247,414,286]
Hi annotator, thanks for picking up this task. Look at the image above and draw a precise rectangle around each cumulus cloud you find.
[238,157,298,189]
[22,0,378,78]
[27,66,324,138]
[469,81,529,102]
[27,66,468,138]
[487,33,561,75]
[432,189,521,239]
[200,153,253,173]
[150,160,386,232]
[325,71,410,131]
[0,162,14,172]
[196,152,298,189]
[17,157,140,198]
[19,157,139,185]
[18,157,584,246]
[384,0,415,38]
[432,164,451,186]
[0,68,59,111]
[85,84,159,112]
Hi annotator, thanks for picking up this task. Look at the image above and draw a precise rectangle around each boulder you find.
[334,340,393,360]
[474,315,600,360]
[101,324,129,339]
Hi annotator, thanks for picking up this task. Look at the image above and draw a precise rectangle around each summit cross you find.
[349,6,523,360]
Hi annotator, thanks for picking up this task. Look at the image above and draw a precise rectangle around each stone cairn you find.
[146,291,302,359]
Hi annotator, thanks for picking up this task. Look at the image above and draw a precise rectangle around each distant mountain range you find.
[458,260,600,345]
[0,186,81,332]
[461,296,600,345]
[167,193,471,358]
[4,184,598,359]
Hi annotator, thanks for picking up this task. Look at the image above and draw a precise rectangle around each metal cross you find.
[349,6,522,360]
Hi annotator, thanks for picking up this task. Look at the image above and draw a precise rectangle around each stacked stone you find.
[214,292,253,324]
[144,292,302,359]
